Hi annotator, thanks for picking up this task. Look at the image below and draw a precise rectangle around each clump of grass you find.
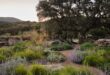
[14,64,28,75]
[51,42,73,51]
[47,52,65,63]
[0,54,6,63]
[83,54,106,67]
[30,64,48,75]
[80,42,95,50]
[14,50,44,61]
[56,66,92,75]
[0,47,13,58]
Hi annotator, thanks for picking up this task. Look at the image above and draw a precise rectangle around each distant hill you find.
[0,17,22,22]
[0,21,38,35]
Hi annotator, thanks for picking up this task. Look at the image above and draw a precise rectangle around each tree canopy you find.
[37,0,110,43]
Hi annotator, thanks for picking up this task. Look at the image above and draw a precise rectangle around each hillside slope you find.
[0,17,22,22]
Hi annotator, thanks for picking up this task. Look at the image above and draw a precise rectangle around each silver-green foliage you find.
[0,58,26,75]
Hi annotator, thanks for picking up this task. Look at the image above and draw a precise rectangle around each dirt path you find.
[60,50,106,75]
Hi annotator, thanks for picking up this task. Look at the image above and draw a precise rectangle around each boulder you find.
[95,39,110,47]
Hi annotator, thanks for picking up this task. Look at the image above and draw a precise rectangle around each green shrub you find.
[0,54,6,63]
[99,46,110,51]
[59,66,78,75]
[95,46,110,63]
[0,47,13,57]
[51,42,72,51]
[83,55,106,66]
[0,58,27,75]
[58,66,92,75]
[13,42,27,52]
[63,43,73,50]
[30,64,48,75]
[89,28,108,39]
[14,65,28,75]
[96,50,106,56]
[80,42,95,50]
[43,48,51,56]
[99,63,110,75]
[14,50,43,61]
[72,51,88,64]
[104,51,110,62]
[47,52,65,63]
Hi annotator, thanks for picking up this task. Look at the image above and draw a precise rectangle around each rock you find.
[47,40,61,46]
[95,39,110,47]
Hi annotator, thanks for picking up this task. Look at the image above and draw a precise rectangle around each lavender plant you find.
[0,58,26,75]
[98,63,110,75]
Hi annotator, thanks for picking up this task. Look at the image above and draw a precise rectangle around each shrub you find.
[96,50,106,56]
[99,63,110,75]
[80,42,95,50]
[0,54,6,63]
[104,51,110,62]
[14,65,28,75]
[43,48,51,56]
[59,66,78,75]
[12,42,27,52]
[0,47,13,57]
[14,50,43,61]
[72,50,99,64]
[99,46,110,51]
[47,52,65,63]
[89,28,108,39]
[72,51,87,64]
[51,42,73,51]
[83,55,105,66]
[63,43,73,50]
[58,66,92,75]
[0,58,26,75]
[30,64,48,75]
[34,45,44,51]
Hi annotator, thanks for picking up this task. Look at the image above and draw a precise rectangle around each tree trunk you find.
[78,33,86,44]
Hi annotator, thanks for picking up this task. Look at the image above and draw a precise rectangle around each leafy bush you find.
[0,47,13,57]
[99,46,110,51]
[47,52,65,63]
[14,50,43,61]
[104,51,110,62]
[83,55,106,66]
[0,54,6,63]
[58,66,78,75]
[14,65,28,75]
[72,51,87,64]
[95,46,110,63]
[89,28,108,39]
[30,64,48,75]
[12,42,27,52]
[96,50,106,56]
[12,41,34,51]
[62,43,73,50]
[43,48,51,56]
[0,58,26,75]
[80,42,95,50]
[57,66,92,75]
[99,63,110,75]
[51,42,73,51]
[72,50,102,64]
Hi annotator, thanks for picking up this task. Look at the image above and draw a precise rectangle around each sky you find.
[0,0,39,21]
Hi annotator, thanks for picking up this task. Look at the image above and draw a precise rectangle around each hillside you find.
[0,21,37,35]
[0,17,22,22]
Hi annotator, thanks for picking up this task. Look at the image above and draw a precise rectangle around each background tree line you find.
[0,21,39,35]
